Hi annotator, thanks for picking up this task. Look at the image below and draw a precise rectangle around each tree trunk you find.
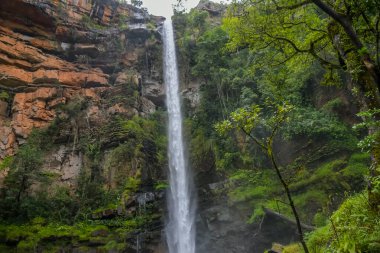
[268,149,310,253]
[312,0,380,101]
[328,20,380,209]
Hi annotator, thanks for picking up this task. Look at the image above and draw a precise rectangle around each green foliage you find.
[343,153,371,178]
[228,169,281,222]
[102,114,166,189]
[0,104,165,232]
[0,91,10,101]
[80,14,106,30]
[307,193,380,253]
[154,181,169,191]
[174,3,367,236]
[215,105,262,136]
[321,98,344,113]
[313,211,328,227]
[57,96,88,118]
[282,243,303,253]
[102,240,127,251]
[223,0,380,90]
[290,159,347,192]
[223,1,330,70]
[192,27,229,80]
[118,14,129,30]
[225,150,370,224]
[123,176,140,198]
[353,109,380,152]
[0,215,151,252]
[0,130,47,219]
[118,115,149,139]
[215,103,293,142]
[0,156,13,170]
[283,107,352,140]
[229,169,279,202]
[187,122,212,160]
[293,190,327,214]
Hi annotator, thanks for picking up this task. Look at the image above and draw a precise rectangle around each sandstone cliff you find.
[0,0,165,159]
[0,1,166,251]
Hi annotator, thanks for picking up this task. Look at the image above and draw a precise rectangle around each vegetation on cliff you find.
[0,94,166,251]
[0,0,165,251]
[174,0,380,251]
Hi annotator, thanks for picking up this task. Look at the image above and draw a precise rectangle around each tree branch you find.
[264,32,309,53]
[309,35,341,68]
[240,126,267,151]
[265,33,340,68]
[272,52,298,66]
[311,0,363,49]
[272,0,312,11]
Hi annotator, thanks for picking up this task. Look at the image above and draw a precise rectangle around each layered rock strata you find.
[0,0,165,158]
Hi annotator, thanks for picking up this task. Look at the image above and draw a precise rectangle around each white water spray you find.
[163,19,196,253]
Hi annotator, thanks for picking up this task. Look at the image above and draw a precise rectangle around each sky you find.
[142,0,199,17]
[142,0,229,18]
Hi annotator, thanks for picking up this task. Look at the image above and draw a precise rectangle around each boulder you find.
[142,80,165,106]
[140,97,156,115]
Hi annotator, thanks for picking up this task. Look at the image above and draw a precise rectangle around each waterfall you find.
[163,19,196,253]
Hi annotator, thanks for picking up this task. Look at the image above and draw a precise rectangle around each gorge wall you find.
[0,0,167,252]
[0,0,164,159]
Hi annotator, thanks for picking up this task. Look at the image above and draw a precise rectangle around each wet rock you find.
[136,192,156,206]
[44,145,82,189]
[142,80,165,106]
[61,152,82,181]
[182,87,200,109]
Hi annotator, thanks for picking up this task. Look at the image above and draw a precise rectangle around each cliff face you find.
[0,0,164,158]
[0,1,166,252]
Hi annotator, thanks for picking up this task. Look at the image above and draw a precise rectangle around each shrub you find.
[307,193,380,253]
[0,91,10,101]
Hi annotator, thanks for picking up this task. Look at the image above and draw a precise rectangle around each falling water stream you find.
[163,19,196,253]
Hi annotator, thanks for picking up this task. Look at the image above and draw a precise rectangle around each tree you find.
[223,0,380,208]
[310,0,380,96]
[2,131,44,217]
[215,103,310,253]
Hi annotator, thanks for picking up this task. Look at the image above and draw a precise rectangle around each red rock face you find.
[0,0,164,158]
[0,0,160,89]
[12,88,58,138]
[0,11,109,88]
[0,84,112,159]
